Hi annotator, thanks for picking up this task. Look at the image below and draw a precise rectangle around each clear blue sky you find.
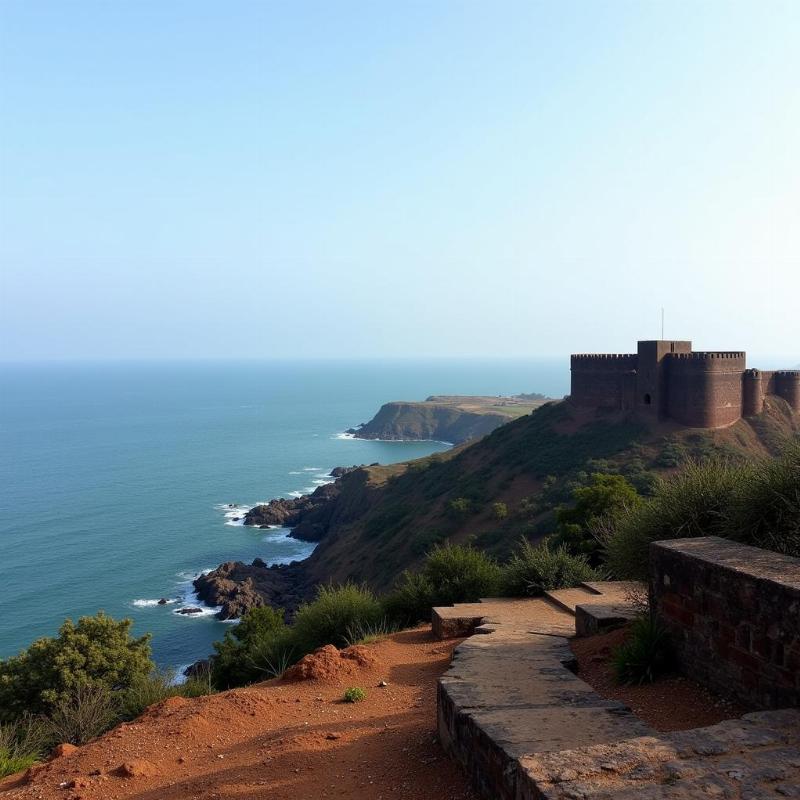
[1,1,798,361]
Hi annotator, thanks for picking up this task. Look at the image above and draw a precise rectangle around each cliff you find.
[347,394,549,444]
[196,396,800,619]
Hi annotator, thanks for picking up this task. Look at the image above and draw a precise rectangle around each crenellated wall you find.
[666,352,746,428]
[570,354,638,410]
[569,341,797,428]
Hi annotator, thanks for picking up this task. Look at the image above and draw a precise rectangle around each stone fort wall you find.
[650,537,800,710]
[570,341,800,428]
[666,352,746,428]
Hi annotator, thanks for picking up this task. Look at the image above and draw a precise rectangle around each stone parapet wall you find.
[650,536,800,710]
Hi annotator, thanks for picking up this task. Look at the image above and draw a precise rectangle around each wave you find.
[333,432,356,440]
[302,466,322,471]
[132,598,177,607]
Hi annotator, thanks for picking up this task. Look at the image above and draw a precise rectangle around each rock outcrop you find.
[244,468,360,541]
[193,559,306,620]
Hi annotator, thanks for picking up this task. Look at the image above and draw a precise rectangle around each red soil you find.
[0,629,476,800]
[570,627,747,732]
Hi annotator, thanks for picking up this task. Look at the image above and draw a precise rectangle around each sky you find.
[1,1,798,362]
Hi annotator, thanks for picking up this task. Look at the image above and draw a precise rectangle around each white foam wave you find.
[132,598,177,607]
[333,432,356,440]
[287,490,304,498]
[302,467,321,471]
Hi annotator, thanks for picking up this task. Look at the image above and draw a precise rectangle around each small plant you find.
[612,616,673,685]
[119,668,214,720]
[344,617,397,647]
[447,497,472,518]
[492,502,508,520]
[343,687,366,703]
[44,683,119,746]
[501,538,597,596]
[0,716,50,778]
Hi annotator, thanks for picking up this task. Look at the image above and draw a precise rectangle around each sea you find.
[0,359,568,673]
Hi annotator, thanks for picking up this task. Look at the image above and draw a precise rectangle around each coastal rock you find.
[175,607,204,615]
[193,560,305,620]
[244,480,344,542]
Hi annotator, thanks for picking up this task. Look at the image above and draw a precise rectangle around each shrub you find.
[421,543,502,607]
[44,683,119,746]
[603,459,749,580]
[343,687,366,703]
[119,669,213,720]
[501,538,597,596]
[0,612,152,721]
[212,606,295,689]
[612,616,673,685]
[343,617,397,647]
[381,571,434,628]
[446,497,472,518]
[725,442,800,556]
[0,716,50,778]
[492,502,508,520]
[292,583,384,653]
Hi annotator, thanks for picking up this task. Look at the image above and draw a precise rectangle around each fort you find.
[570,339,800,428]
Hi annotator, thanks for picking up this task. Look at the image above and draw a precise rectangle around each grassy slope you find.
[302,397,799,593]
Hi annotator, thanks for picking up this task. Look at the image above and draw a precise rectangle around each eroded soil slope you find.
[0,629,475,800]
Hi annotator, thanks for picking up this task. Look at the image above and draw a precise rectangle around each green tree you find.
[0,612,152,721]
[553,473,640,563]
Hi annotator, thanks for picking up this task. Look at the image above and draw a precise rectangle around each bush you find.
[726,442,800,556]
[612,616,673,685]
[292,583,384,654]
[421,543,502,607]
[446,497,472,518]
[382,571,435,628]
[0,612,152,721]
[501,538,597,596]
[44,683,119,746]
[212,606,295,689]
[119,669,213,720]
[492,502,508,520]
[0,716,50,778]
[603,459,749,580]
[343,686,366,703]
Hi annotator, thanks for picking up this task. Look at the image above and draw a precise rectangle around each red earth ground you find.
[570,626,747,732]
[0,628,477,800]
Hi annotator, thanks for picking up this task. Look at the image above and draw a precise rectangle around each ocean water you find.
[0,359,568,671]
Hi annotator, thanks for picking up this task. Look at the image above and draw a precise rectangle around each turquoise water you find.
[0,359,568,671]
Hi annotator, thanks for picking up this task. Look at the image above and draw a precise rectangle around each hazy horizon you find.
[2,1,799,362]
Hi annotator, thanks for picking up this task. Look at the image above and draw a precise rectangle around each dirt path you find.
[1,629,476,800]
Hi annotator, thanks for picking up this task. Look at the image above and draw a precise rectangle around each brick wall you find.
[650,537,800,710]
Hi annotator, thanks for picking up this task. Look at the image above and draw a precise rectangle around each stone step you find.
[543,586,600,614]
[432,597,573,640]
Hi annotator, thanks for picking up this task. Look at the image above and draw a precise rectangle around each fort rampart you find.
[651,537,800,710]
[569,340,799,428]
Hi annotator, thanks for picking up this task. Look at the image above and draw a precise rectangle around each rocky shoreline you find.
[193,466,362,620]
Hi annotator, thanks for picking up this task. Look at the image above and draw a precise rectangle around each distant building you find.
[570,340,800,428]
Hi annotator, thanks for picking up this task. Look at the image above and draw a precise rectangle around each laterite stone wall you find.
[650,537,800,710]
